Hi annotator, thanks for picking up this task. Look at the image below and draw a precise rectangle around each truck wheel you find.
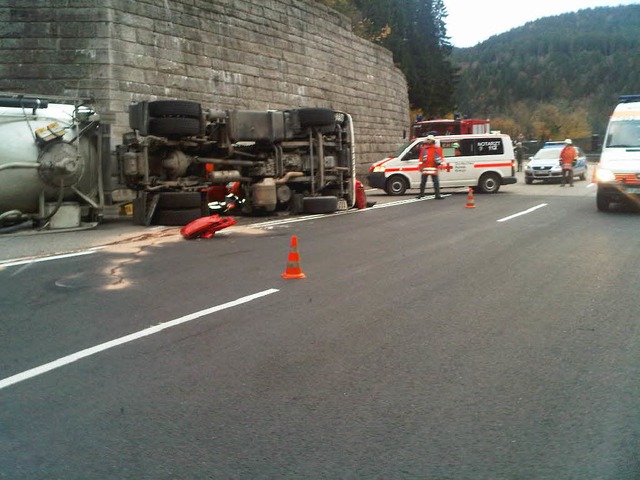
[148,100,201,119]
[478,173,500,193]
[156,192,203,209]
[148,117,201,137]
[303,196,338,214]
[384,175,408,196]
[297,108,335,128]
[153,208,203,226]
[596,190,610,212]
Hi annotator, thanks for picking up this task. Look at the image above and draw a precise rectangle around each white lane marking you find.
[246,195,447,228]
[0,248,103,269]
[497,203,548,223]
[0,288,279,391]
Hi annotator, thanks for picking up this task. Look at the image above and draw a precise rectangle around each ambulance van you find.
[595,95,640,212]
[368,133,517,195]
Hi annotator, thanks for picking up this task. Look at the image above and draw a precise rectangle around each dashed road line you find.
[497,204,548,223]
[0,288,279,391]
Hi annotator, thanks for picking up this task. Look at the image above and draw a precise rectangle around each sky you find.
[444,0,640,48]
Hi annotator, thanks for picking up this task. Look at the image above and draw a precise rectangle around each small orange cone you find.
[465,187,476,209]
[281,235,306,279]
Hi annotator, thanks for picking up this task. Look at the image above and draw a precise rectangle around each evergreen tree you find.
[356,0,456,116]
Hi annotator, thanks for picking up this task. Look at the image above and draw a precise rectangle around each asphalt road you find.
[1,171,639,479]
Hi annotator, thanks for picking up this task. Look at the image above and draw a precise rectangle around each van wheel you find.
[478,173,500,193]
[596,190,610,212]
[385,175,408,196]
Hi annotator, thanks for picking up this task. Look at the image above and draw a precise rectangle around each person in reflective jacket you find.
[560,138,577,187]
[417,135,444,199]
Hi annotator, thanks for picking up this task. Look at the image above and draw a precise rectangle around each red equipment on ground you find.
[355,180,367,209]
[180,214,237,239]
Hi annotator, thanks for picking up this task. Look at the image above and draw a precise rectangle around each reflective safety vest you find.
[560,145,577,170]
[418,144,443,175]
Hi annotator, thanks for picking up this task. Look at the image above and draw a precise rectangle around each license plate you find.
[625,187,640,194]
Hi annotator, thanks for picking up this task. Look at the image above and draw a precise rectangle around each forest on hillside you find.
[453,5,640,141]
[316,1,640,145]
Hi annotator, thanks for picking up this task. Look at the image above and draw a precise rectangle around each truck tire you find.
[303,196,338,214]
[156,192,203,209]
[148,100,201,119]
[148,117,201,137]
[478,173,501,193]
[153,208,203,226]
[297,108,335,128]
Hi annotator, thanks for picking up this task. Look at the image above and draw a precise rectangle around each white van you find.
[367,133,517,195]
[595,95,640,211]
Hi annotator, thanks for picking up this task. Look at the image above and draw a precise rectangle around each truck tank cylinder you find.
[123,152,140,176]
[251,178,277,211]
[162,150,191,179]
[0,103,99,214]
[210,170,241,182]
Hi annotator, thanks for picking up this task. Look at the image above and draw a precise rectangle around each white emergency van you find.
[595,95,640,212]
[367,133,517,195]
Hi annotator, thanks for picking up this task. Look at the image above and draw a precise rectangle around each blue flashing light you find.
[618,95,640,103]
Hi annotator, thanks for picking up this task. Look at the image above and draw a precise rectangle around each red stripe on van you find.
[385,167,420,172]
[473,162,512,168]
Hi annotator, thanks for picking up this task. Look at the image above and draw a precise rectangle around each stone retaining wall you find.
[0,0,410,177]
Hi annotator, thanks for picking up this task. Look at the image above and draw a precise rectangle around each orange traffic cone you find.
[281,235,306,279]
[465,187,476,209]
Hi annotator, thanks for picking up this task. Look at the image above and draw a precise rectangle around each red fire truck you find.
[411,116,491,138]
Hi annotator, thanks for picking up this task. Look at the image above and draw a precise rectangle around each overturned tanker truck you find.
[0,93,106,231]
[121,100,356,225]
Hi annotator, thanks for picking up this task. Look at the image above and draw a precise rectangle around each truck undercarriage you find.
[121,100,356,225]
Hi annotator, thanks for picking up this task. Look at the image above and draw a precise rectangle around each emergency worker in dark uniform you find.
[417,135,444,199]
[515,142,524,172]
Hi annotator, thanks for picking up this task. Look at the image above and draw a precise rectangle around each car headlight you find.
[595,168,615,182]
[524,163,532,171]
[372,165,386,173]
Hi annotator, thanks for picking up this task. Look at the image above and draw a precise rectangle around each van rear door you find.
[472,136,511,178]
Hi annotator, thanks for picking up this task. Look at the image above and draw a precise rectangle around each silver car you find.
[524,144,588,184]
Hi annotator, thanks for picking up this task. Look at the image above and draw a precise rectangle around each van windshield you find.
[395,141,416,157]
[606,120,640,148]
